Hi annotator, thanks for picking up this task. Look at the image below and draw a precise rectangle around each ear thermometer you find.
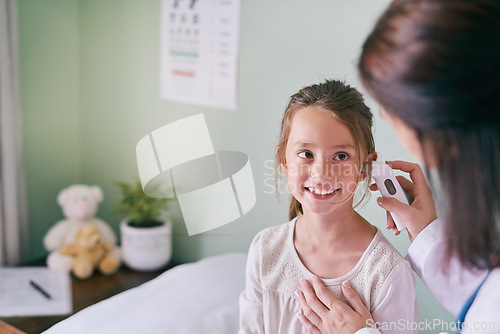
[370,161,410,231]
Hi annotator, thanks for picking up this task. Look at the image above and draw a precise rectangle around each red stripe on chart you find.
[172,70,195,77]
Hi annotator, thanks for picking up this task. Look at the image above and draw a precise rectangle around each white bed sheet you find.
[43,252,247,334]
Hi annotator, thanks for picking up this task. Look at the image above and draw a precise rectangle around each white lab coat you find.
[358,219,500,334]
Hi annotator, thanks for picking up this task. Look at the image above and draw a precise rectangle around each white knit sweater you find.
[239,218,419,334]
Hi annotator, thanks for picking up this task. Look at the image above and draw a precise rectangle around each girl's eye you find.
[334,153,349,161]
[298,151,314,159]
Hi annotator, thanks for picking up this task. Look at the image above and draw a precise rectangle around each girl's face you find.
[282,107,363,217]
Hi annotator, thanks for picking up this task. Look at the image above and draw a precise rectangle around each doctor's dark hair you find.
[359,0,500,269]
[275,79,375,220]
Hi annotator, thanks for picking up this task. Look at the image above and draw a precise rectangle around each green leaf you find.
[114,179,171,225]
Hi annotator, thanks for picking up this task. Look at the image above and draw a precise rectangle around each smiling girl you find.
[238,80,418,334]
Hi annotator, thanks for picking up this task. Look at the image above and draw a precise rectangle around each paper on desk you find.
[0,267,72,317]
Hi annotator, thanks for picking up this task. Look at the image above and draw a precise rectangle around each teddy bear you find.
[43,184,121,273]
[60,224,120,279]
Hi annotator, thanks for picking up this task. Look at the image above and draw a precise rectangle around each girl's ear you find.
[369,152,378,164]
[281,159,288,175]
[277,146,288,175]
[359,152,378,181]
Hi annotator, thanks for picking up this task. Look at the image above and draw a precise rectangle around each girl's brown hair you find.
[276,79,375,220]
[359,0,500,268]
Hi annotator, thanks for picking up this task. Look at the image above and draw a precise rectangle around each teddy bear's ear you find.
[57,187,70,207]
[90,186,103,203]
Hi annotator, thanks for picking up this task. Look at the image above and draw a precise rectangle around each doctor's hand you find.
[370,160,437,242]
[296,276,373,334]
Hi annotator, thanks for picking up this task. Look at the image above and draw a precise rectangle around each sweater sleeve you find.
[238,233,265,334]
[370,259,419,334]
[407,219,488,317]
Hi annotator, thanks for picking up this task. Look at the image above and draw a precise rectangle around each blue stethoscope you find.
[455,271,491,333]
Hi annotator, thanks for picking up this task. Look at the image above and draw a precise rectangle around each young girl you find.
[239,80,418,333]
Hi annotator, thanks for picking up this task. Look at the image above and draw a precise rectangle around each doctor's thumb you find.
[377,197,410,216]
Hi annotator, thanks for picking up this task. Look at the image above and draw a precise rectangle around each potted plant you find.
[115,179,173,271]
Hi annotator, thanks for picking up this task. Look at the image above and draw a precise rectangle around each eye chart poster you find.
[160,0,240,110]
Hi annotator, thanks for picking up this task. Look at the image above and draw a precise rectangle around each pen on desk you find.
[29,279,52,300]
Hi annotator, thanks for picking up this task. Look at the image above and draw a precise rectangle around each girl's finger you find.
[310,275,345,314]
[341,281,371,318]
[295,289,322,327]
[300,279,330,317]
[297,313,322,334]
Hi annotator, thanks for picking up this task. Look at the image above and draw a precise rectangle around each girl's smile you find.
[305,187,339,197]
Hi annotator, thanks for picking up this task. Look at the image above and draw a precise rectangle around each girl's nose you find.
[310,160,334,179]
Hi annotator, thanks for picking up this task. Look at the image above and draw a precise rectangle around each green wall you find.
[19,0,82,260]
[18,0,453,328]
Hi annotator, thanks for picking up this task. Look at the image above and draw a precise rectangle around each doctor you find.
[296,0,500,333]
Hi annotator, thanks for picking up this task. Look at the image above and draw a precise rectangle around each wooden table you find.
[0,263,174,334]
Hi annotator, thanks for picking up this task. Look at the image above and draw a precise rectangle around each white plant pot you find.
[120,218,172,271]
